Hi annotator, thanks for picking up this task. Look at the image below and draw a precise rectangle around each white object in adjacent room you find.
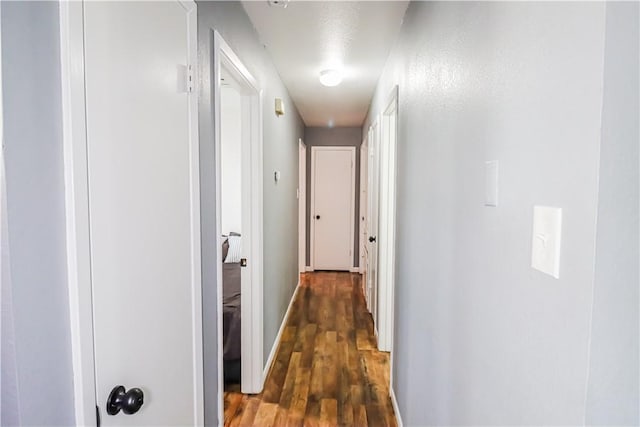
[221,85,243,235]
[485,160,498,207]
[531,206,562,278]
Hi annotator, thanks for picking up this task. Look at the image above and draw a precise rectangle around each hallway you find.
[224,272,396,426]
[0,1,636,425]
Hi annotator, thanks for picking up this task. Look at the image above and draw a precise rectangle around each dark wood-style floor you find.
[224,272,397,426]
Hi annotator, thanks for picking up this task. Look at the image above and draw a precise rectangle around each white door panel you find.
[311,147,355,271]
[367,122,380,331]
[84,2,200,425]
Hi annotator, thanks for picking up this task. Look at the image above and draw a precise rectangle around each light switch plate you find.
[531,206,562,278]
[485,160,498,207]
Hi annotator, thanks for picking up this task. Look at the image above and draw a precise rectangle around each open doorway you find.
[219,68,243,390]
[213,32,265,424]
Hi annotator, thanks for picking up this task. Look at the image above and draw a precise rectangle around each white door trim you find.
[0,0,4,406]
[60,3,98,424]
[309,146,356,271]
[298,139,306,273]
[359,140,368,275]
[213,31,265,420]
[60,2,202,425]
[377,85,399,355]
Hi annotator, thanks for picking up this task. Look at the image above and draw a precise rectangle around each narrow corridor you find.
[224,272,396,426]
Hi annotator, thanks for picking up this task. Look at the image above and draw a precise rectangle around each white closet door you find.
[83,2,201,425]
[311,147,355,271]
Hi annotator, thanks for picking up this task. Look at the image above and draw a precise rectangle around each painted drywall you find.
[221,86,242,235]
[585,2,639,425]
[197,2,305,424]
[364,2,617,425]
[304,127,361,268]
[1,1,75,425]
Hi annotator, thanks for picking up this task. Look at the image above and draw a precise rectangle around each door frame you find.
[298,139,306,273]
[213,31,265,410]
[377,85,399,353]
[59,2,202,425]
[309,146,356,271]
[359,138,368,276]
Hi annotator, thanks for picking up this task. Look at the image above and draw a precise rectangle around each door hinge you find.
[187,65,194,93]
[178,64,195,93]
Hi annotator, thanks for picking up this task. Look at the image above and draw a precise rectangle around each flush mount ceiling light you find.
[267,0,289,8]
[319,69,343,87]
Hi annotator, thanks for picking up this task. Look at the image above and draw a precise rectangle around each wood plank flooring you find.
[224,272,396,427]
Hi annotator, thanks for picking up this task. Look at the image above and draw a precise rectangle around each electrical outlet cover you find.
[531,206,562,278]
[485,160,498,207]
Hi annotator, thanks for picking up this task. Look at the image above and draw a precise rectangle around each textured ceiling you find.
[242,1,409,127]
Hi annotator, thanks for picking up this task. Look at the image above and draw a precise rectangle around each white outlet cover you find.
[485,160,498,207]
[531,206,562,278]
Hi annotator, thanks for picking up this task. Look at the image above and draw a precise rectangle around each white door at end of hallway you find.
[83,1,201,425]
[311,147,356,271]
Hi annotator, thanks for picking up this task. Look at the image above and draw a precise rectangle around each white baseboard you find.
[305,266,314,272]
[349,266,360,273]
[390,387,403,427]
[263,280,300,382]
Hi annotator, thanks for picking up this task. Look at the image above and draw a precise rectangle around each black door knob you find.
[369,236,376,242]
[106,385,144,415]
[315,215,320,220]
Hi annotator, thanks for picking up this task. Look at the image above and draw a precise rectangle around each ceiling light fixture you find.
[319,69,343,87]
[267,0,289,8]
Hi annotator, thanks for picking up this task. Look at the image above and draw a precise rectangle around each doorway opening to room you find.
[213,31,265,423]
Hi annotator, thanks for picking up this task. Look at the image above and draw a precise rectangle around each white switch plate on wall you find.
[485,160,498,206]
[531,206,562,278]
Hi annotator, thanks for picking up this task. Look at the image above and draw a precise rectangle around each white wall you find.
[585,2,639,424]
[364,2,637,425]
[220,86,242,235]
[197,2,305,424]
[1,1,75,424]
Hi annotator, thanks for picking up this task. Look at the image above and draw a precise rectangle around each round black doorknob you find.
[369,236,376,242]
[106,385,144,415]
[315,215,320,220]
